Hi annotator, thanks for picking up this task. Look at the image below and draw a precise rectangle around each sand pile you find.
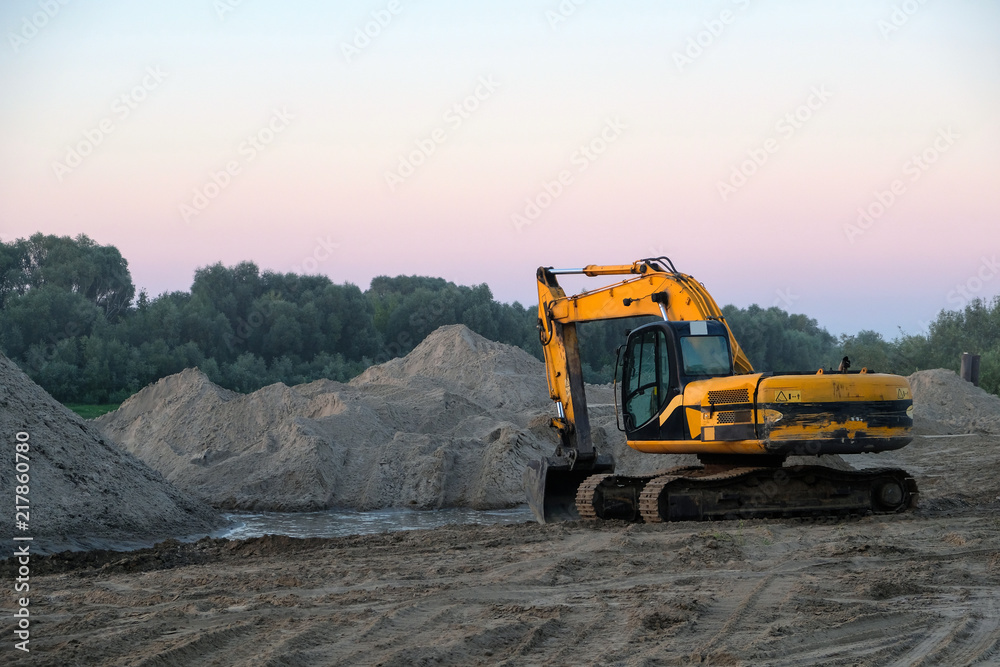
[353,324,548,411]
[0,354,221,553]
[99,325,650,512]
[907,368,1000,435]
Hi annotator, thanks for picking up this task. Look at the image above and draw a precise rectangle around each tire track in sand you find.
[887,593,1000,667]
[690,572,797,661]
[746,590,1000,666]
[130,622,259,667]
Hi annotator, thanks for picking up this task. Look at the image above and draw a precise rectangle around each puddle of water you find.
[30,507,536,555]
[217,506,535,541]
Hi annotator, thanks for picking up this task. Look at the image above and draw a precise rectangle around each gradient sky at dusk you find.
[1,0,998,339]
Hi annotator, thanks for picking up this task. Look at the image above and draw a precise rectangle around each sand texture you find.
[95,325,665,512]
[0,354,221,553]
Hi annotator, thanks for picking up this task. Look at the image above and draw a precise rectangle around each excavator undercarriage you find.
[573,461,917,523]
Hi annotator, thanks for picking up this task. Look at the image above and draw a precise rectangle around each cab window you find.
[680,335,731,376]
[623,328,673,428]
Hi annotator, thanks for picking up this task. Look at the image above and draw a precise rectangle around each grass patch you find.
[64,403,120,419]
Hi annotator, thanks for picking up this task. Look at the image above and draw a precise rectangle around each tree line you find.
[0,234,996,403]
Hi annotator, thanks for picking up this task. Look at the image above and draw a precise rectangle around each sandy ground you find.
[4,344,1000,665]
[4,487,1000,666]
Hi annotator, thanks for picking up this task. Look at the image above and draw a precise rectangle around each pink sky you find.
[1,0,998,338]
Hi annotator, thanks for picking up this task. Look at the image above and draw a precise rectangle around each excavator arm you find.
[526,257,753,521]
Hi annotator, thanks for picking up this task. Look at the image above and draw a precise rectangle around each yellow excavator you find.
[524,257,917,523]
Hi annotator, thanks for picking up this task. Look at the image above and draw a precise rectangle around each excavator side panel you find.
[757,374,913,455]
[684,374,761,443]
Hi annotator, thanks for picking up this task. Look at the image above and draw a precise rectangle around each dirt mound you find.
[99,327,532,511]
[907,368,1000,434]
[97,325,664,512]
[352,324,549,410]
[0,354,221,554]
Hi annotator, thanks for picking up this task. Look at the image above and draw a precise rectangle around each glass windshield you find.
[623,328,672,428]
[680,335,731,376]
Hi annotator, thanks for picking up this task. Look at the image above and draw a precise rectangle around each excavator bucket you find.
[524,455,615,523]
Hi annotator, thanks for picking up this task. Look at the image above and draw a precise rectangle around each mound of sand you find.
[0,354,221,553]
[97,325,666,512]
[352,324,548,411]
[907,368,1000,435]
[95,327,519,510]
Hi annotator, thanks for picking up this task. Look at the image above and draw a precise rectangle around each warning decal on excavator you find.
[774,390,802,402]
[897,387,910,399]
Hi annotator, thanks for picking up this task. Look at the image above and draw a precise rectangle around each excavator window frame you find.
[619,320,735,436]
[620,325,676,431]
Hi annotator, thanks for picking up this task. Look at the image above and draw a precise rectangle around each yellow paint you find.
[628,439,768,455]
[657,394,684,427]
[538,260,755,414]
[758,374,909,404]
[761,408,783,425]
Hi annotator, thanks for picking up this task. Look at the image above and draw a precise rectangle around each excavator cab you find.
[620,320,733,440]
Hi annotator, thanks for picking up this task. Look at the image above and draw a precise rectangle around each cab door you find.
[620,324,683,440]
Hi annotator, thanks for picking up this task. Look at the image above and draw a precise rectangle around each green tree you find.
[7,233,135,320]
[0,285,100,359]
[839,330,895,373]
[190,261,261,325]
[722,304,839,372]
[4,233,998,403]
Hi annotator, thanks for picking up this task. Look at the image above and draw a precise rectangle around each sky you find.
[1,0,998,340]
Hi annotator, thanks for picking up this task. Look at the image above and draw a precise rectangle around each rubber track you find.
[574,473,612,521]
[639,467,763,523]
[640,465,915,523]
[638,476,677,524]
[577,466,702,522]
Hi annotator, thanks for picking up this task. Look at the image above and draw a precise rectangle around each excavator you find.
[524,257,917,524]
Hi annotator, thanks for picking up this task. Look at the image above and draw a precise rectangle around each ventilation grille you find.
[716,410,752,424]
[708,389,750,405]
